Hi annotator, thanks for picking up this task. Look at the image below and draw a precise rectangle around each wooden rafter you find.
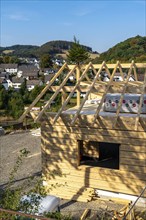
[18,61,146,124]
[93,61,121,124]
[76,66,81,106]
[53,62,93,124]
[134,71,146,130]
[112,61,135,127]
[71,61,106,125]
[133,62,138,81]
[18,62,67,122]
[35,64,77,122]
[118,62,125,80]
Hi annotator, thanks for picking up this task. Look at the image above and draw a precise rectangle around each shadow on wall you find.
[40,113,146,201]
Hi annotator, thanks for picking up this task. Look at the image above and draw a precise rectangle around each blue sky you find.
[0,0,146,53]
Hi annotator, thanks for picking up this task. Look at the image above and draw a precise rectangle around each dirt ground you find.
[0,130,144,219]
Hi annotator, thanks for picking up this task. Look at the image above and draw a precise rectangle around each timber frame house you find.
[19,61,146,202]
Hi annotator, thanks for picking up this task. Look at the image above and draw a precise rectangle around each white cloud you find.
[74,8,93,17]
[8,14,29,21]
[62,22,73,26]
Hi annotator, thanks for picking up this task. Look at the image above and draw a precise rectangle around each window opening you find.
[77,140,120,169]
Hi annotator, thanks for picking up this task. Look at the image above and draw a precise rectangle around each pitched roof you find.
[0,72,7,78]
[12,76,24,84]
[26,79,42,86]
[19,64,38,72]
[0,78,7,84]
[44,74,55,83]
[0,63,18,69]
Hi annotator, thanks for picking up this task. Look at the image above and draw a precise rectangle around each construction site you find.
[1,61,146,219]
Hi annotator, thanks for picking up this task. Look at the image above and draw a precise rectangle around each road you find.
[0,130,41,187]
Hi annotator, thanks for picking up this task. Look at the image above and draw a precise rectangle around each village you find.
[0,0,146,217]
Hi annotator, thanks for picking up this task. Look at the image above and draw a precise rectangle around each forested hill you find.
[38,40,92,56]
[0,45,39,57]
[93,35,146,63]
[0,40,93,58]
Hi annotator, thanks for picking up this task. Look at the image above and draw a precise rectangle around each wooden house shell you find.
[19,61,146,201]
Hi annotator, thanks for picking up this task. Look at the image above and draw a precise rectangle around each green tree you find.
[0,85,8,109]
[40,54,53,69]
[3,56,11,63]
[67,36,90,64]
[10,56,20,64]
[0,56,4,64]
[8,92,24,119]
[19,78,27,96]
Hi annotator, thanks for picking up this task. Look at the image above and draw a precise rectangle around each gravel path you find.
[0,130,41,187]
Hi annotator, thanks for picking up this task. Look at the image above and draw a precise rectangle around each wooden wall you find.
[41,113,146,201]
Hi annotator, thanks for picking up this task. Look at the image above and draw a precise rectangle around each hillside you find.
[93,35,146,63]
[0,40,93,58]
[0,45,39,57]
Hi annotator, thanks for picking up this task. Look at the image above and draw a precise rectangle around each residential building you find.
[0,64,18,74]
[11,76,24,90]
[26,79,43,91]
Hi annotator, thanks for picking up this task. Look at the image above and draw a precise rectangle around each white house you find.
[101,72,135,82]
[11,76,24,90]
[0,64,18,74]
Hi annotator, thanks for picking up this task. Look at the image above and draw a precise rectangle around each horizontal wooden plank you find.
[41,113,146,131]
[43,162,146,180]
[44,165,146,181]
[43,125,146,139]
[43,154,146,167]
[120,164,146,173]
[46,173,145,188]
[68,63,146,70]
[43,156,77,167]
[120,145,146,152]
[41,136,77,146]
[42,143,77,153]
[45,179,145,196]
[120,158,146,167]
[120,151,145,160]
[45,190,91,202]
[42,151,77,159]
[41,131,146,145]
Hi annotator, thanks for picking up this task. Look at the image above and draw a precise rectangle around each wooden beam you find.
[133,62,138,81]
[18,62,67,122]
[76,66,81,106]
[112,61,135,127]
[35,65,77,122]
[93,62,146,69]
[80,209,90,220]
[61,87,67,105]
[118,62,125,80]
[71,61,106,125]
[53,62,93,124]
[93,61,121,124]
[135,71,146,130]
[68,63,146,70]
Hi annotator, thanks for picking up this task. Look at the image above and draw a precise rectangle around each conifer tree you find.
[67,36,90,64]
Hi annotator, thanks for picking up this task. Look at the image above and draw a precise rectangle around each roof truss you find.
[18,61,146,130]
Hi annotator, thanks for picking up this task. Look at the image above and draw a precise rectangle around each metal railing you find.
[0,207,54,220]
[122,186,146,220]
